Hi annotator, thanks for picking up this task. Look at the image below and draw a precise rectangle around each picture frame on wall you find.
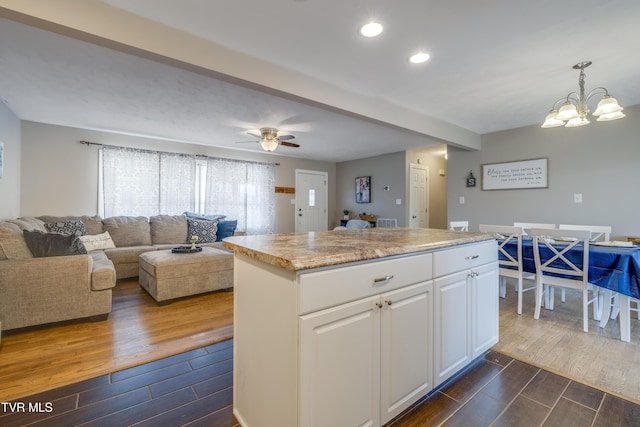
[356,176,370,203]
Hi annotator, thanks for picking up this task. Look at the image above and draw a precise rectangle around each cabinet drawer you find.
[433,240,497,278]
[299,253,432,315]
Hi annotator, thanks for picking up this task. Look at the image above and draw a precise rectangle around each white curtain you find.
[205,158,275,234]
[101,146,196,217]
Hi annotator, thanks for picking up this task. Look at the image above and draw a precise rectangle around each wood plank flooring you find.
[0,278,233,402]
[2,276,640,425]
[4,341,640,426]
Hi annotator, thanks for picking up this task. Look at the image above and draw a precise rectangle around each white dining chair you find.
[513,222,555,235]
[558,224,611,242]
[479,224,535,315]
[530,227,600,332]
[376,218,397,228]
[599,289,640,342]
[449,220,469,231]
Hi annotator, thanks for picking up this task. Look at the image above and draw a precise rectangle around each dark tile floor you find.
[2,340,640,426]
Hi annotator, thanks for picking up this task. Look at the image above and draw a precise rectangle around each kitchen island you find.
[223,228,498,427]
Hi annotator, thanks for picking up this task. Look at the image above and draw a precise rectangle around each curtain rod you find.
[79,140,280,166]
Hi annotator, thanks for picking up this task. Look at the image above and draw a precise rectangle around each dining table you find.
[500,238,640,342]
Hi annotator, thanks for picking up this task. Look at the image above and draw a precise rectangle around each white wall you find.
[20,121,336,234]
[447,104,640,239]
[0,102,21,220]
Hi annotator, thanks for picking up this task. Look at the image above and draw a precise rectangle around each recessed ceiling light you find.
[360,22,383,37]
[409,52,431,64]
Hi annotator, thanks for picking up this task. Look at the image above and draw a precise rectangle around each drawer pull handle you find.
[373,275,394,283]
[465,255,480,260]
[375,302,383,309]
[385,299,393,306]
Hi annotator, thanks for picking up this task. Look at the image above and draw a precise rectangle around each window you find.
[100,146,275,234]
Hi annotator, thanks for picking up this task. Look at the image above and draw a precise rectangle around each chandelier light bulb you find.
[541,110,565,128]
[556,102,579,121]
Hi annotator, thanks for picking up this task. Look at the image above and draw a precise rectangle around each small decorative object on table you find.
[171,235,202,253]
[359,213,375,221]
[343,209,350,220]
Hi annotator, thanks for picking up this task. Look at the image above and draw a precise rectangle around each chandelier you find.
[541,61,625,128]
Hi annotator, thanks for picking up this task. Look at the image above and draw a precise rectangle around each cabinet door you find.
[299,296,381,427]
[380,281,433,424]
[433,270,470,387]
[471,261,499,358]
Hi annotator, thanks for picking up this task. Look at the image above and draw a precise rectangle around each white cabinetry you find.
[232,239,497,427]
[433,242,499,386]
[300,282,432,426]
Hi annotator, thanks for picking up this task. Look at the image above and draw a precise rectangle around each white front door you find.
[295,169,328,232]
[409,164,429,228]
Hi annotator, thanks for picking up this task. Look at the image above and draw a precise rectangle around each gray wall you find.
[447,104,640,239]
[0,102,21,220]
[19,121,336,234]
[336,145,448,229]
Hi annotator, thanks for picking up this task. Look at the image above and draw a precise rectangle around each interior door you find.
[295,169,328,232]
[409,164,429,228]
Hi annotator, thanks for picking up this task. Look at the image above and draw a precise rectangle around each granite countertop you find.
[223,228,494,271]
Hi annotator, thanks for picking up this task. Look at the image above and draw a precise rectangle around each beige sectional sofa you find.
[0,214,236,332]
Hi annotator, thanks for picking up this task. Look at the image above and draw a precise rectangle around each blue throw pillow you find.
[183,212,226,222]
[216,220,238,241]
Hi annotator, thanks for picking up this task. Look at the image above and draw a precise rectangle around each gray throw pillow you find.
[23,230,88,257]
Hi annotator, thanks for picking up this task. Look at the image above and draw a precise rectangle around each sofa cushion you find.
[102,216,152,247]
[103,246,155,265]
[216,220,238,241]
[8,217,47,232]
[45,219,87,236]
[23,230,88,257]
[150,215,188,244]
[0,222,34,260]
[187,218,218,243]
[79,231,116,251]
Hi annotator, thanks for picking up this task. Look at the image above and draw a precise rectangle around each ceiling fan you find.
[237,127,300,152]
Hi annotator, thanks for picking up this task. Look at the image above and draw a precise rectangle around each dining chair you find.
[449,220,469,231]
[530,227,600,332]
[479,224,535,315]
[558,224,611,242]
[513,222,555,235]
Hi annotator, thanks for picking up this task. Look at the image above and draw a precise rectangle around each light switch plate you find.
[459,196,465,204]
[574,193,582,203]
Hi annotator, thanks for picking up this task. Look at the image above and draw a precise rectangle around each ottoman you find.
[138,247,234,304]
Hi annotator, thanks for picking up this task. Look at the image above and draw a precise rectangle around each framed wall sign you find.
[482,158,548,190]
[355,176,371,203]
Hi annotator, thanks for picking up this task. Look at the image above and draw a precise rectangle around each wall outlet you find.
[395,199,402,205]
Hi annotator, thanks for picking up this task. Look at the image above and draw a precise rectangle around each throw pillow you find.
[183,212,226,222]
[187,219,218,243]
[46,219,87,236]
[23,230,88,257]
[78,231,117,251]
[216,220,238,242]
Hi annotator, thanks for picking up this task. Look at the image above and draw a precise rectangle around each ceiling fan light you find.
[556,102,579,121]
[541,110,565,128]
[593,95,623,116]
[260,139,279,152]
[596,110,626,121]
[565,117,590,127]
[360,22,383,37]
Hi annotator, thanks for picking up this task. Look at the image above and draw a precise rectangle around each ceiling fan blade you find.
[235,140,259,144]
[247,131,262,138]
[279,141,300,148]
[277,134,295,140]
